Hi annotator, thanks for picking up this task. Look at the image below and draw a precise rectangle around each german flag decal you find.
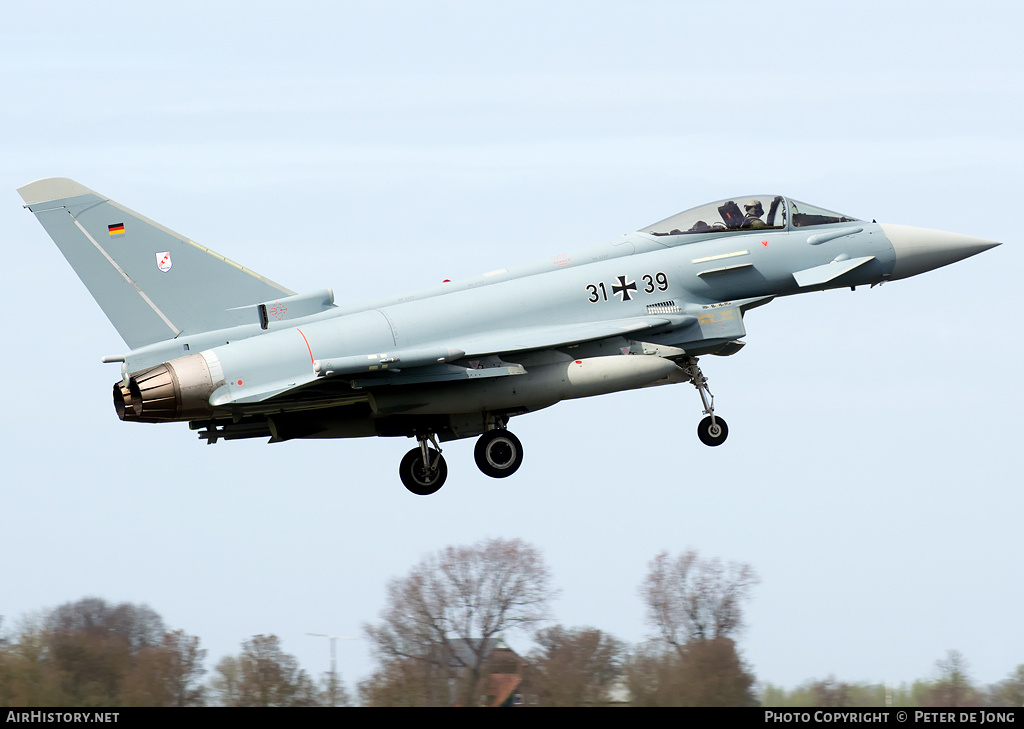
[108,223,125,235]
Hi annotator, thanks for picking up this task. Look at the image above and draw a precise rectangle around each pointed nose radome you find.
[881,224,1001,281]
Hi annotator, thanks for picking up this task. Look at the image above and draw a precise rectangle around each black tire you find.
[697,415,729,447]
[399,447,448,495]
[474,429,524,479]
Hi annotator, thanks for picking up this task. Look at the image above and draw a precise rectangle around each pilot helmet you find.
[744,199,764,216]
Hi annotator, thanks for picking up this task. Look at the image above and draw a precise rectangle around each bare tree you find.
[159,630,207,706]
[358,658,437,707]
[623,640,680,706]
[990,664,1024,707]
[210,655,241,706]
[641,549,759,657]
[318,670,352,707]
[630,550,759,706]
[0,617,13,706]
[809,675,854,707]
[210,635,320,707]
[364,538,555,706]
[624,637,756,707]
[118,629,207,706]
[0,599,206,706]
[925,650,980,707]
[45,597,165,650]
[528,626,625,706]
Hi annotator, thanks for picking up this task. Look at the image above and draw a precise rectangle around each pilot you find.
[741,200,767,229]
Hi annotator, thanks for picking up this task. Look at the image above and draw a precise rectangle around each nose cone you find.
[881,224,1001,281]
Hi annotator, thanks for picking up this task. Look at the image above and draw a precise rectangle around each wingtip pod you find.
[17,177,101,206]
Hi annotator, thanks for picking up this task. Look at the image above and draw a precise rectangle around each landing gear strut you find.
[399,432,448,495]
[474,424,524,478]
[680,356,729,447]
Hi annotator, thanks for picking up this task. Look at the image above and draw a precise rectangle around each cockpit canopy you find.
[788,199,860,228]
[641,196,859,236]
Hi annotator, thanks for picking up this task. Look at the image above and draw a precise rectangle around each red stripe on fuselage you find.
[296,328,314,365]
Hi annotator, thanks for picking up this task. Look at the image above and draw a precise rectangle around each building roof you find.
[447,637,502,669]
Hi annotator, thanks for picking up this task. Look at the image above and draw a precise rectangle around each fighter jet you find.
[18,179,1000,495]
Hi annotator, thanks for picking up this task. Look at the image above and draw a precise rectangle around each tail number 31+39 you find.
[586,273,668,303]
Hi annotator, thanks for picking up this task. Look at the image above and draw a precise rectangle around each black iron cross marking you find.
[611,275,637,302]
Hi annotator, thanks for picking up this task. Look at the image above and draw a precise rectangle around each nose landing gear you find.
[399,433,448,495]
[680,356,729,447]
[697,414,728,446]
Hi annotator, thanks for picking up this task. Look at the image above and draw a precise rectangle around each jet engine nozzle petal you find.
[881,224,1001,281]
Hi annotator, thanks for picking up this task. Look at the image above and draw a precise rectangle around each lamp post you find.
[307,633,356,706]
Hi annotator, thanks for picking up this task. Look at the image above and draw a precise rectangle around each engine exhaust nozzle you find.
[114,353,218,422]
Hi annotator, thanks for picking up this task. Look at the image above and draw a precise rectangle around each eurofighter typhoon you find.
[19,179,1000,494]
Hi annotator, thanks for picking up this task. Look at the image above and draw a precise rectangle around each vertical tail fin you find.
[18,178,294,349]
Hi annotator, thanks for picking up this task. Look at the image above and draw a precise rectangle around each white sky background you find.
[1,1,1021,694]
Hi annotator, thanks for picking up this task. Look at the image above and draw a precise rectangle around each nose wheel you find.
[697,415,728,447]
[680,356,729,447]
[399,433,448,495]
[475,428,524,478]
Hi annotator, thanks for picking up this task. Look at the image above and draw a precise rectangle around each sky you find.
[1,1,1021,696]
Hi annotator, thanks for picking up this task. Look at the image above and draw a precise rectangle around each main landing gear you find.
[679,356,729,447]
[474,427,524,479]
[399,433,448,496]
[398,422,525,495]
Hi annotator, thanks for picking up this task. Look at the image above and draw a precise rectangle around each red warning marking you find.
[575,360,582,364]
[296,328,314,365]
[762,240,769,247]
[237,379,244,386]
[442,279,451,283]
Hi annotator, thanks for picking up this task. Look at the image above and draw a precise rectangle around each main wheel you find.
[697,415,729,447]
[474,429,524,478]
[399,447,448,495]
